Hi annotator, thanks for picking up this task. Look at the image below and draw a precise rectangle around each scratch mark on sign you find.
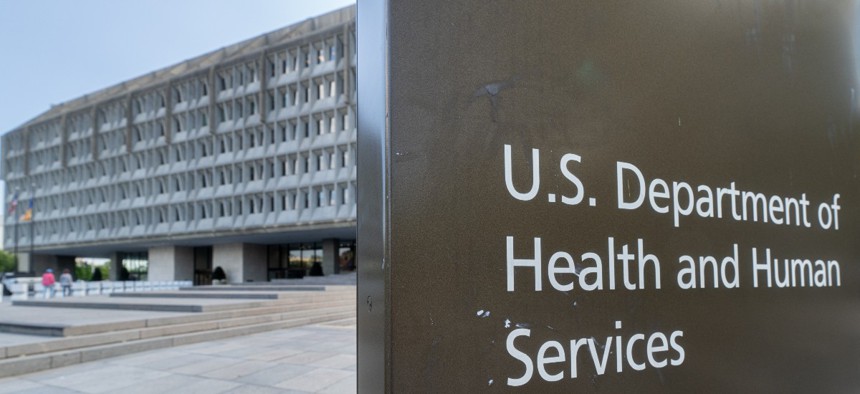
[472,76,519,122]
[476,310,491,318]
[504,319,511,328]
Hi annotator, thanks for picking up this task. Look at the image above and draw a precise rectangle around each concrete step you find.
[0,306,356,379]
[12,290,356,313]
[188,285,327,292]
[111,291,285,300]
[0,298,355,338]
[0,304,355,361]
[0,286,356,378]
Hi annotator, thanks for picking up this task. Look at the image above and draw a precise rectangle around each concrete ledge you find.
[186,285,327,292]
[139,321,219,340]
[80,337,174,363]
[0,355,52,379]
[5,330,141,358]
[111,292,282,300]
[0,323,68,337]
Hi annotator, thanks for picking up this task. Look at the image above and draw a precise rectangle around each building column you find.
[213,243,267,284]
[109,253,122,281]
[16,253,31,273]
[148,246,193,281]
[322,238,339,275]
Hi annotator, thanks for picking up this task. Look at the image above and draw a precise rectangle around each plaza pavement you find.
[0,321,357,393]
[0,273,358,393]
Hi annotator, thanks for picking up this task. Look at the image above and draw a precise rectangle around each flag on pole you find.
[21,198,33,222]
[7,191,18,216]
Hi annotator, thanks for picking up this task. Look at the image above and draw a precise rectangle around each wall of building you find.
[0,6,357,264]
[148,246,193,281]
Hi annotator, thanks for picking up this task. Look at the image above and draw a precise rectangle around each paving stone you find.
[275,367,354,392]
[236,364,315,387]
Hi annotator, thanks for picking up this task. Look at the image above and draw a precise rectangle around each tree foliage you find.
[0,250,16,273]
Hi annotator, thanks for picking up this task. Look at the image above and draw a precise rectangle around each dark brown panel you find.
[359,1,860,392]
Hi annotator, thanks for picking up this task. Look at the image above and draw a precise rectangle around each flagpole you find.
[29,183,34,266]
[13,187,19,273]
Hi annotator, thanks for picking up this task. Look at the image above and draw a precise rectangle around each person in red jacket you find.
[42,269,56,298]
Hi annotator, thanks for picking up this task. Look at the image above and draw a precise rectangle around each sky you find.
[0,0,355,231]
[0,0,355,134]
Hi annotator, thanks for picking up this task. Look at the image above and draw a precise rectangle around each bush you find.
[91,267,103,281]
[0,250,16,273]
[212,266,227,281]
[75,264,93,281]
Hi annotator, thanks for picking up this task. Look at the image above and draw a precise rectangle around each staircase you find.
[0,285,356,378]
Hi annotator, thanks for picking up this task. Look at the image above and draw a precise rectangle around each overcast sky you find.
[0,0,355,134]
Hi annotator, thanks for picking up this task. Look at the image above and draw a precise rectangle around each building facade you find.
[1,6,356,284]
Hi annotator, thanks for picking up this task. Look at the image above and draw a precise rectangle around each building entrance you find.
[193,246,212,285]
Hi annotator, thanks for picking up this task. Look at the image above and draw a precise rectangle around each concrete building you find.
[1,6,356,284]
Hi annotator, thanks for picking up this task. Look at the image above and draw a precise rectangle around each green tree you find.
[0,250,16,273]
[75,264,92,281]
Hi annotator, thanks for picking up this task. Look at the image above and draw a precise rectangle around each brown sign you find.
[358,1,860,392]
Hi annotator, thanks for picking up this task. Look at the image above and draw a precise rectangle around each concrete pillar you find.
[148,246,193,281]
[323,238,339,275]
[213,243,268,284]
[109,252,123,281]
[16,253,31,273]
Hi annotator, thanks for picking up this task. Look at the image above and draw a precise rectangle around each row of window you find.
[13,105,354,179]
[21,141,353,199]
[7,69,353,166]
[11,183,354,241]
